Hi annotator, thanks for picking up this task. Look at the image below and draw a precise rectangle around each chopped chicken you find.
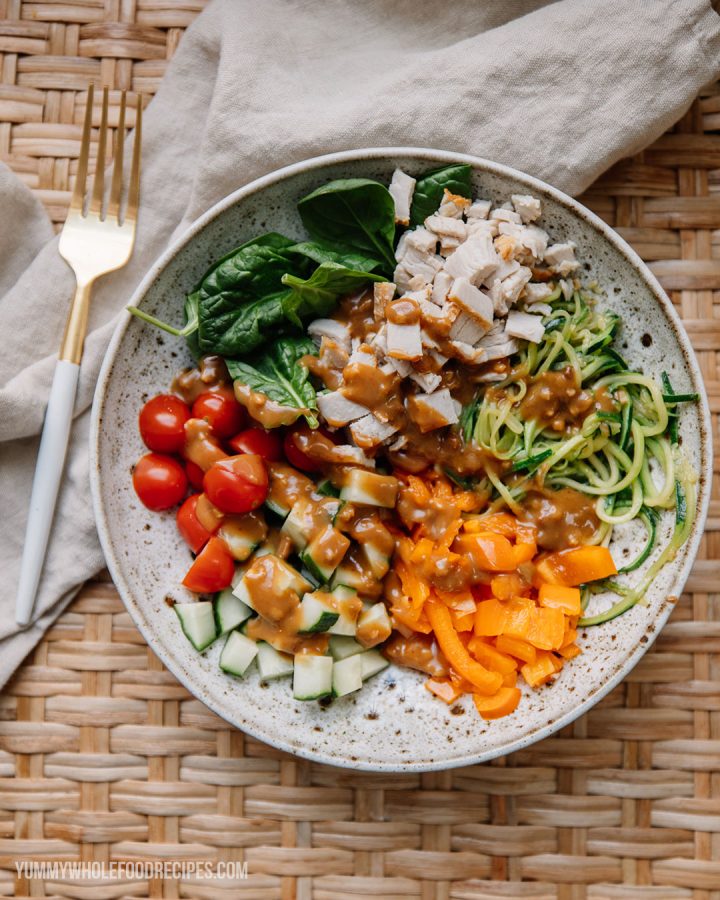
[330,445,377,468]
[467,218,498,238]
[466,199,492,220]
[425,215,467,241]
[449,309,489,345]
[544,242,579,275]
[373,282,396,322]
[406,387,459,432]
[389,168,416,226]
[523,282,554,303]
[449,340,486,364]
[317,336,349,371]
[430,349,448,367]
[437,189,471,218]
[490,207,522,225]
[420,329,440,350]
[387,322,423,360]
[350,414,398,448]
[500,267,532,304]
[482,339,520,361]
[348,347,377,367]
[308,319,351,351]
[444,231,499,284]
[406,227,438,254]
[394,245,444,289]
[560,278,575,300]
[518,225,549,258]
[448,277,494,329]
[526,302,552,316]
[505,309,546,344]
[511,194,542,223]
[431,271,453,305]
[317,391,369,427]
[409,370,442,393]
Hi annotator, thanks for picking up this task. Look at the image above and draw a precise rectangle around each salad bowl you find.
[90,149,711,771]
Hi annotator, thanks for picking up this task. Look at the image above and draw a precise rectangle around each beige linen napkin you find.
[1,0,718,689]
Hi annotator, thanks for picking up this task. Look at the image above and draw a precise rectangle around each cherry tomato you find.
[203,454,268,514]
[182,536,235,593]
[176,495,215,553]
[283,424,335,473]
[132,452,188,510]
[185,460,205,491]
[192,390,246,439]
[138,394,190,453]
[228,426,282,461]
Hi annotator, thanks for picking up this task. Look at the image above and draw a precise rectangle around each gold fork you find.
[15,85,142,627]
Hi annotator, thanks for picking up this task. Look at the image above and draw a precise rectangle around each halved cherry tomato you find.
[138,394,190,453]
[192,390,245,439]
[283,424,335,473]
[182,536,234,593]
[132,452,187,510]
[176,494,214,553]
[228,426,282,461]
[203,454,268,514]
[185,460,205,491]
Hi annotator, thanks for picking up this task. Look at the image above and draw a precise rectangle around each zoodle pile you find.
[129,162,699,722]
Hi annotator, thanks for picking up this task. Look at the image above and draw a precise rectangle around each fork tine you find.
[89,87,109,216]
[108,90,126,222]
[71,83,94,213]
[125,95,142,224]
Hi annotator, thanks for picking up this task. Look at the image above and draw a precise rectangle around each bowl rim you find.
[90,147,712,772]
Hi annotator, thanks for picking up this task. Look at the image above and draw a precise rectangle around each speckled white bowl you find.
[90,149,711,772]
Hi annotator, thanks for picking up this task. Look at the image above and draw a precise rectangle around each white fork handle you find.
[15,359,80,627]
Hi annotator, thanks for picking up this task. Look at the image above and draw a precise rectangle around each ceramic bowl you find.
[90,149,711,771]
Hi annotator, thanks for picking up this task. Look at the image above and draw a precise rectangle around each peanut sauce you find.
[234,382,306,429]
[386,298,421,325]
[383,633,449,677]
[519,367,617,432]
[183,418,228,470]
[519,488,600,550]
[172,355,230,403]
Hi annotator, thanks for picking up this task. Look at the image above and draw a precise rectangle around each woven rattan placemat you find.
[1,4,719,898]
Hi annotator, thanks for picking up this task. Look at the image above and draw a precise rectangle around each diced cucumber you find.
[339,469,399,508]
[214,588,254,635]
[219,630,258,676]
[265,497,290,520]
[332,654,363,697]
[281,498,315,551]
[360,649,389,680]
[217,524,261,562]
[174,601,217,652]
[293,654,333,700]
[328,585,360,636]
[356,603,392,648]
[256,642,294,680]
[330,559,368,593]
[315,479,340,498]
[298,592,340,634]
[329,635,365,660]
[361,542,391,579]
[233,555,310,611]
[300,525,350,585]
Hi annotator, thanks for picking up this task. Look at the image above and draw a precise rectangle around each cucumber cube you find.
[256,642,294,680]
[174,601,217,652]
[329,635,365,660]
[298,592,340,634]
[293,654,333,700]
[339,470,399,508]
[360,649,389,680]
[332,654,363,697]
[214,589,254,635]
[219,631,258,677]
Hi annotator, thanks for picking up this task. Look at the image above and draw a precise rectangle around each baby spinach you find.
[297,179,397,275]
[281,262,385,311]
[289,239,384,274]
[410,163,473,226]
[226,336,320,428]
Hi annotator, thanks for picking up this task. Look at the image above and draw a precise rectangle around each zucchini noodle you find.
[464,288,699,625]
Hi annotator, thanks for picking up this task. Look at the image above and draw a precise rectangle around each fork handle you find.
[15,359,80,626]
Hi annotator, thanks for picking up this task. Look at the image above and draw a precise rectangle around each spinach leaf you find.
[183,292,200,358]
[281,261,385,311]
[410,163,473,226]
[297,178,397,274]
[289,239,384,274]
[199,232,301,302]
[226,336,320,428]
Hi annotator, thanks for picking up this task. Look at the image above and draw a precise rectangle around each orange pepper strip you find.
[496,634,537,664]
[502,671,518,688]
[464,513,517,536]
[454,533,517,572]
[527,606,566,651]
[474,598,509,637]
[535,546,617,587]
[426,600,502,696]
[538,583,582,616]
[520,651,558,687]
[468,637,518,675]
[558,643,581,660]
[450,610,476,632]
[425,677,463,705]
[491,573,527,601]
[473,686,521,720]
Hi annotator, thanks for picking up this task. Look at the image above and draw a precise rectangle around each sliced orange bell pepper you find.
[502,671,518,688]
[450,609,476,632]
[454,532,517,572]
[535,546,617,587]
[558,643,581,660]
[490,573,528,601]
[502,596,536,641]
[468,637,518,675]
[425,677,462,704]
[474,598,509,637]
[538,583,582,616]
[496,634,537,664]
[521,651,558,687]
[464,513,517,536]
[426,600,502,696]
[526,606,566,651]
[473,686,521,720]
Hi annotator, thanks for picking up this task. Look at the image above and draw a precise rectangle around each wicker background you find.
[1,2,719,898]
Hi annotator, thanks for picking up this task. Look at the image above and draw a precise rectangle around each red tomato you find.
[185,460,205,491]
[283,424,335,473]
[132,452,188,510]
[203,454,268,514]
[228,426,282,460]
[138,394,190,453]
[192,390,246,439]
[176,494,215,553]
[182,536,235,593]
